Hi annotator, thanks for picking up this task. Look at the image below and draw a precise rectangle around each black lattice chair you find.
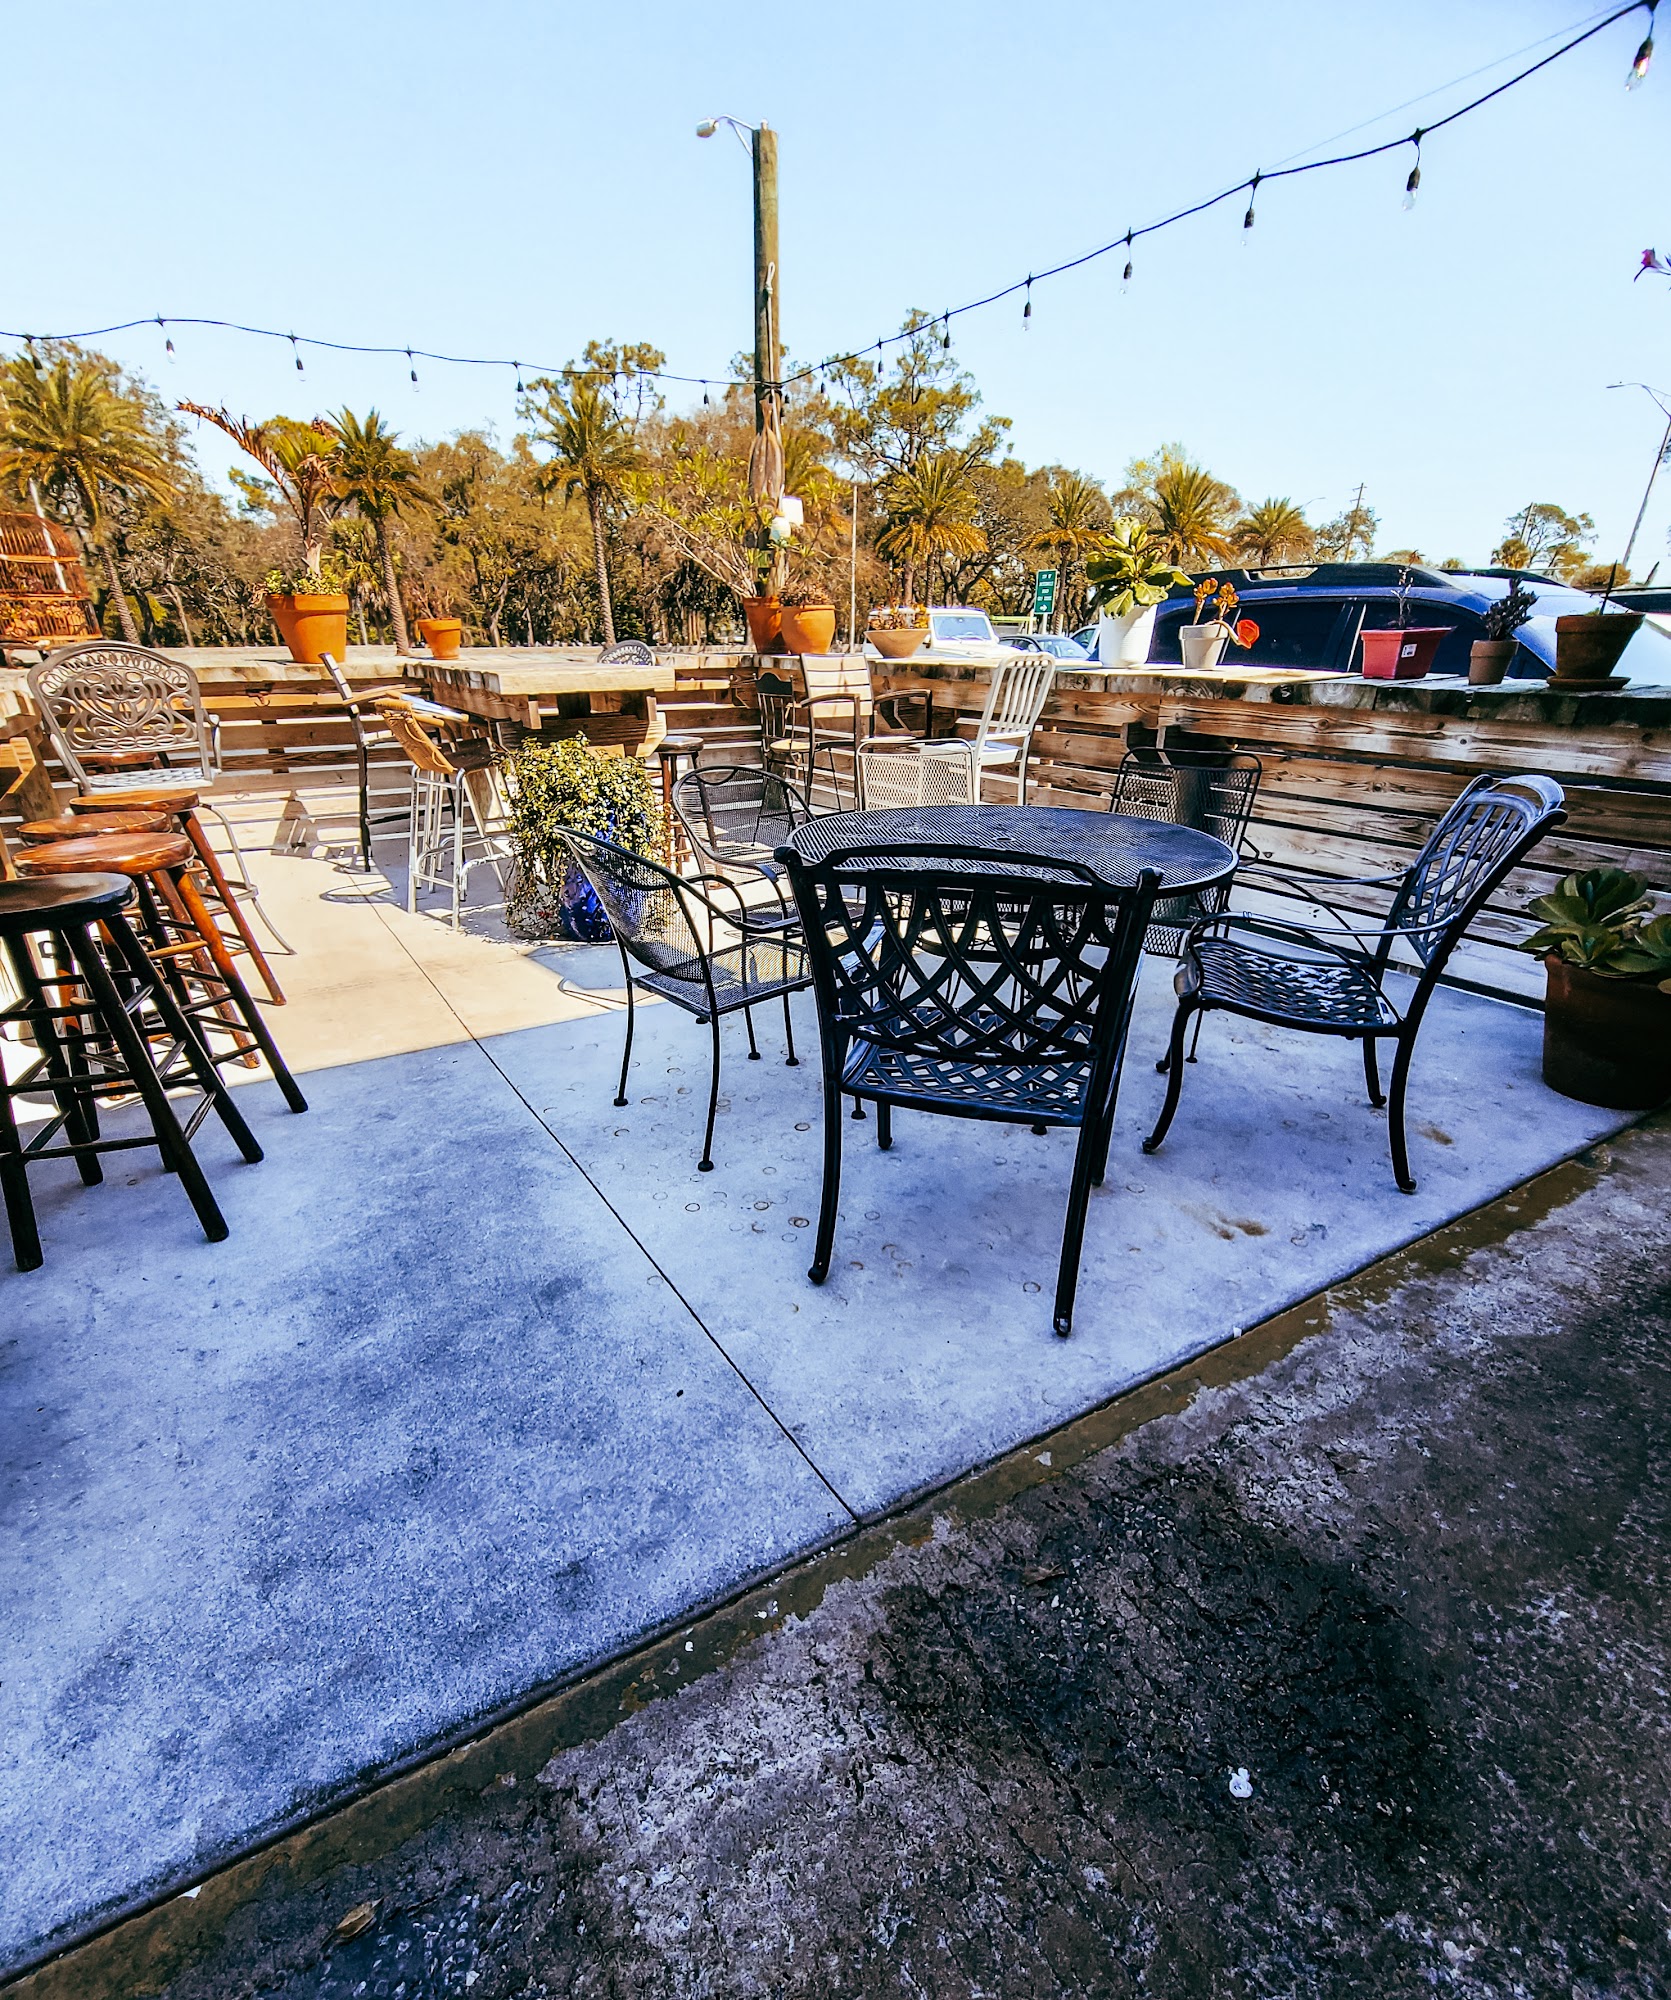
[558,828,811,1172]
[779,839,1163,1337]
[1108,747,1263,955]
[671,764,812,937]
[1142,773,1567,1192]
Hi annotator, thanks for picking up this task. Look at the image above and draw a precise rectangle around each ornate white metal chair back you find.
[28,642,215,789]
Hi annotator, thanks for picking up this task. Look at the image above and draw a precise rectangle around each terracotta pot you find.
[1468,638,1516,685]
[742,596,783,654]
[1553,612,1641,683]
[1360,626,1446,680]
[869,625,927,660]
[267,592,349,666]
[1542,955,1671,1110]
[779,603,837,654]
[418,617,463,661]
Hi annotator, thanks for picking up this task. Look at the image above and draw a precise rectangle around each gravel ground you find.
[157,1122,1671,2000]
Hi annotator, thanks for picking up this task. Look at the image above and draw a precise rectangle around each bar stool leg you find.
[0,1050,43,1270]
[179,809,287,1004]
[3,932,103,1183]
[170,871,309,1114]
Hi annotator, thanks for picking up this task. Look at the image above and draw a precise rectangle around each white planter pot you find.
[1095,604,1157,667]
[1180,621,1230,671]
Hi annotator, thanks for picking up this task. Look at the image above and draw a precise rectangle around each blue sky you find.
[14,0,1671,570]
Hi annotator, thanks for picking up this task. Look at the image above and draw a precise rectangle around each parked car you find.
[1076,564,1671,685]
[865,606,1021,661]
[1010,631,1093,662]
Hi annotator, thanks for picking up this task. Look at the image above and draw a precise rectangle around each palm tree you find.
[178,404,341,576]
[1,352,175,642]
[875,453,986,606]
[1119,451,1240,568]
[1233,497,1314,567]
[524,377,638,643]
[1022,472,1110,629]
[330,408,427,654]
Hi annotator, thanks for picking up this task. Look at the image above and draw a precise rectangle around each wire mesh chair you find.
[559,828,811,1172]
[756,656,933,807]
[856,737,979,809]
[778,837,1163,1336]
[1142,772,1568,1192]
[1107,747,1263,954]
[27,641,289,947]
[671,764,810,936]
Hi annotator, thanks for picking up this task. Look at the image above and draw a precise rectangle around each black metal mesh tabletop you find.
[781,806,1236,896]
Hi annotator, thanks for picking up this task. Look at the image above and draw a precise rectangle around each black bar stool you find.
[0,873,264,1271]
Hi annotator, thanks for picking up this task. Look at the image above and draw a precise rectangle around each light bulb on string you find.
[156,316,174,361]
[1122,232,1134,287]
[514,362,524,395]
[1403,129,1423,209]
[1628,3,1655,86]
[1023,277,1033,326]
[702,383,710,406]
[1243,172,1260,230]
[941,316,951,351]
[290,334,303,374]
[407,348,419,389]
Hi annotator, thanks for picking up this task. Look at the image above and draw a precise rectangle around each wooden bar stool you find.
[653,732,703,871]
[0,873,265,1270]
[16,833,308,1114]
[19,810,177,841]
[66,788,287,1005]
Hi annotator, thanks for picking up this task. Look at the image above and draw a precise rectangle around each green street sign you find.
[1031,568,1058,617]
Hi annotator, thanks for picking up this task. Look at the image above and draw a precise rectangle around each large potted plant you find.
[1552,599,1642,688]
[1470,579,1536,685]
[1520,867,1671,1108]
[866,605,928,660]
[264,558,351,666]
[503,733,666,943]
[779,591,837,655]
[1361,568,1447,680]
[1084,519,1191,666]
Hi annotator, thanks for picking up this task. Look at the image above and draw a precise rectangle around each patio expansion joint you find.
[8,1117,1648,2000]
[357,887,862,1528]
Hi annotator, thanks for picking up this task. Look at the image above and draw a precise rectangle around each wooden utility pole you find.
[752,123,779,446]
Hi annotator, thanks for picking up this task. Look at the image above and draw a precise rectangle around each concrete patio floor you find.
[0,791,1636,1974]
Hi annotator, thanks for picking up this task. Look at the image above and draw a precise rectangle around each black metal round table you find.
[780,804,1236,896]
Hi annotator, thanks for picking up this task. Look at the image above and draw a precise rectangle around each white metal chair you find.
[381,703,510,928]
[963,653,1057,803]
[855,736,978,809]
[26,640,290,948]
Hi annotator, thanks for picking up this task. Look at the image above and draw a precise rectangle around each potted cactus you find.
[1084,519,1192,666]
[1520,867,1671,1108]
[1470,579,1536,685]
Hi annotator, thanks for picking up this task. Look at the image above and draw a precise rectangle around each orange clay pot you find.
[267,592,349,666]
[418,617,463,661]
[778,604,838,654]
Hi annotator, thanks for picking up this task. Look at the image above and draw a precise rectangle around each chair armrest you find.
[872,689,932,736]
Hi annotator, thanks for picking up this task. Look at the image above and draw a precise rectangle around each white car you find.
[865,607,1020,662]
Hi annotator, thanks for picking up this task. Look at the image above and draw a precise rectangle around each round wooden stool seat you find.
[15,832,195,879]
[69,786,201,813]
[19,811,176,843]
[0,873,136,935]
[656,732,703,758]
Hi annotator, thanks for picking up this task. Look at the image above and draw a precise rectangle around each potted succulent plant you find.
[1178,578,1260,671]
[264,558,352,666]
[1360,568,1447,680]
[1084,519,1192,666]
[867,605,929,660]
[1470,579,1537,685]
[779,591,838,656]
[1520,867,1671,1108]
[502,733,665,943]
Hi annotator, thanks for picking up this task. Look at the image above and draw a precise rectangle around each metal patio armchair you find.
[671,763,811,936]
[27,641,289,947]
[1107,746,1263,954]
[778,836,1163,1337]
[756,655,933,807]
[558,828,811,1172]
[1142,772,1568,1192]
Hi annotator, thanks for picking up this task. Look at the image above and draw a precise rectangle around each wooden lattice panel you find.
[0,510,97,642]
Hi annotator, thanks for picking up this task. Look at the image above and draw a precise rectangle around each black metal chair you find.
[1107,746,1263,955]
[1142,772,1567,1192]
[756,657,933,808]
[597,639,657,667]
[778,838,1163,1337]
[671,764,813,935]
[557,828,811,1172]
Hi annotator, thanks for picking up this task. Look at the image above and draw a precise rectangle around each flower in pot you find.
[867,605,929,660]
[1084,519,1191,666]
[502,731,666,943]
[1470,580,1536,685]
[1178,579,1260,671]
[778,590,838,656]
[1360,568,1448,679]
[263,557,352,667]
[1520,866,1671,1108]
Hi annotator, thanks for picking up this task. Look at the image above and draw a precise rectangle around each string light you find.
[407,348,418,388]
[1628,0,1655,83]
[1243,172,1260,229]
[1023,277,1032,325]
[514,362,524,394]
[157,315,174,360]
[289,334,303,374]
[1404,129,1423,208]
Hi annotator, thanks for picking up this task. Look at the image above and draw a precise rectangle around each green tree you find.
[1115,447,1241,567]
[329,408,428,654]
[180,404,341,578]
[1233,497,1313,566]
[875,452,987,605]
[1491,502,1595,581]
[0,349,175,641]
[1314,492,1379,563]
[827,315,1009,480]
[1022,471,1110,628]
[522,372,646,644]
